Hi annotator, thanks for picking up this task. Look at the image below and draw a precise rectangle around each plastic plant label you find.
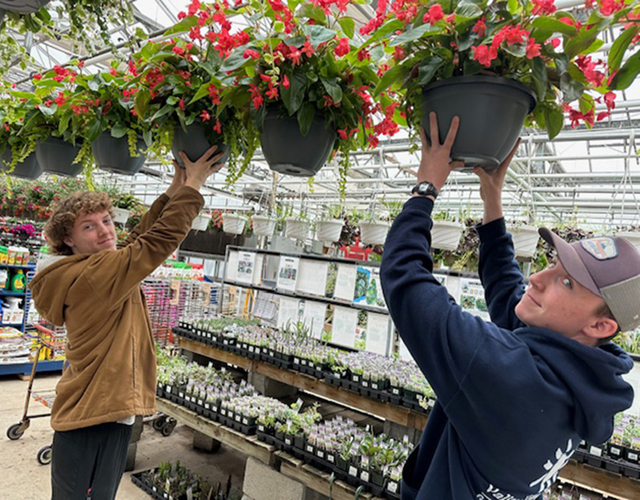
[362,380,369,387]
[353,374,360,382]
[235,414,241,422]
[349,466,358,477]
[185,395,191,402]
[629,452,639,461]
[589,446,602,457]
[187,487,193,500]
[428,399,435,408]
[166,386,172,393]
[361,471,369,482]
[258,425,265,431]
[610,447,621,456]
[179,391,184,398]
[285,437,292,445]
[205,403,210,409]
[221,409,227,416]
[392,388,400,395]
[198,399,203,406]
[243,417,248,425]
[292,398,303,413]
[307,445,314,453]
[388,481,398,493]
[317,450,324,459]
[327,454,335,463]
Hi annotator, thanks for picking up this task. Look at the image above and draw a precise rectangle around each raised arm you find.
[119,160,189,247]
[474,145,528,330]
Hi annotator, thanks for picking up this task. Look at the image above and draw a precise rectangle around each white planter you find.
[285,218,309,240]
[616,231,640,252]
[316,219,344,243]
[191,213,211,231]
[508,224,540,258]
[252,215,276,237]
[359,222,390,246]
[431,221,464,251]
[111,207,130,225]
[223,213,247,235]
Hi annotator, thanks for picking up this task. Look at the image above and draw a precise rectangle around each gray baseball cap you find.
[539,228,640,332]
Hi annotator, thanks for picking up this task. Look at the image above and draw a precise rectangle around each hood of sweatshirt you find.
[518,327,634,444]
[29,253,94,326]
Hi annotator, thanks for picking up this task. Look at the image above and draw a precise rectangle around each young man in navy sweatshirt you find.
[380,112,639,500]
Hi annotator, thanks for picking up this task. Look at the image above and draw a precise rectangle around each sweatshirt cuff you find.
[175,185,205,205]
[404,195,435,216]
[475,217,507,242]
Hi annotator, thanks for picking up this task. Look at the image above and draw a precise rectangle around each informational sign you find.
[301,301,327,339]
[277,256,300,291]
[353,267,386,309]
[459,278,489,320]
[334,264,357,301]
[297,260,329,296]
[366,312,391,355]
[236,251,257,284]
[331,306,358,348]
[277,296,300,329]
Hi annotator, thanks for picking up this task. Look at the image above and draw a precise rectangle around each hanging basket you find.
[508,225,540,259]
[0,150,42,179]
[616,231,640,252]
[172,123,229,168]
[92,132,147,176]
[223,213,247,235]
[0,0,51,14]
[285,218,309,240]
[252,215,276,237]
[431,221,465,251]
[111,207,131,225]
[191,213,212,231]
[359,222,390,246]
[35,137,83,177]
[260,108,336,177]
[421,75,536,171]
[316,220,344,243]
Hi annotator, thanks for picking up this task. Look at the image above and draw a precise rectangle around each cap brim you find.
[538,228,601,297]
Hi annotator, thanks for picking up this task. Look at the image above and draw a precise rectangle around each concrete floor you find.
[0,372,246,499]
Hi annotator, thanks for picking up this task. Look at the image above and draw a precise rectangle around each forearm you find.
[483,198,503,225]
[120,193,170,247]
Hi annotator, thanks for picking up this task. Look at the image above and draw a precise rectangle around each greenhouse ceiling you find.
[2,0,640,230]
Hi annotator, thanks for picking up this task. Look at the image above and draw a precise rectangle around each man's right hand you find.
[181,145,226,191]
[473,139,520,224]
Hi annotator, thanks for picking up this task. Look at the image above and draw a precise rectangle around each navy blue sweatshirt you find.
[380,197,634,500]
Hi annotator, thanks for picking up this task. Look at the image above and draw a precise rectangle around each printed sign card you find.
[277,297,300,328]
[302,301,327,339]
[334,264,357,301]
[296,260,329,296]
[366,312,391,355]
[225,250,238,281]
[459,278,489,320]
[277,256,300,291]
[236,251,257,284]
[331,306,358,348]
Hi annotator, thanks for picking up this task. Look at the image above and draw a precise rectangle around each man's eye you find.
[562,278,573,289]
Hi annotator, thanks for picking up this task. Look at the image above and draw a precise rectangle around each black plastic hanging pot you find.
[92,131,147,176]
[421,75,536,171]
[171,123,229,167]
[0,149,42,179]
[0,0,51,14]
[260,108,336,177]
[36,137,83,177]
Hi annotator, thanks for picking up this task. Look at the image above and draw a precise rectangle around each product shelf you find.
[0,264,36,270]
[176,336,428,431]
[0,359,64,377]
[0,290,27,297]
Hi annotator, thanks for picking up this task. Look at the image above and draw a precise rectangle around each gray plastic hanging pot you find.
[35,137,83,177]
[260,108,336,177]
[0,0,51,14]
[92,131,147,176]
[0,149,42,179]
[421,75,536,171]
[171,123,229,167]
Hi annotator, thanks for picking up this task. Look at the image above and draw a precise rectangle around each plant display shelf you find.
[559,460,640,500]
[177,336,428,431]
[155,398,383,500]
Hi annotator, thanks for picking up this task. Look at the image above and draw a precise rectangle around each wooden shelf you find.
[156,397,276,466]
[178,337,428,430]
[559,461,640,500]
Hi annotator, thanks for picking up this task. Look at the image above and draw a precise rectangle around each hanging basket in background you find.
[431,221,465,251]
[111,207,131,225]
[223,213,247,235]
[508,225,540,259]
[316,220,344,243]
[252,215,276,237]
[359,222,390,246]
[191,213,212,231]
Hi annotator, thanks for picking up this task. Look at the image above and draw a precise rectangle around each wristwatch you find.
[411,181,439,199]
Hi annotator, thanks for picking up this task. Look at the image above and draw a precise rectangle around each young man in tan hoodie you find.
[29,146,224,500]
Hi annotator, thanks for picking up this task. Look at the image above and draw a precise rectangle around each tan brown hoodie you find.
[29,186,204,431]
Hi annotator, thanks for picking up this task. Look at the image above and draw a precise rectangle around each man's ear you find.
[63,236,74,250]
[586,316,619,341]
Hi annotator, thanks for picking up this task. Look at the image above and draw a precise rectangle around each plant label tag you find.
[185,395,191,402]
[292,398,303,413]
[179,391,184,398]
[388,482,398,493]
[307,445,314,453]
[243,418,248,425]
[166,386,171,393]
[317,450,324,459]
[205,403,210,409]
[392,388,400,395]
[221,409,227,416]
[235,414,241,422]
[428,399,435,408]
[198,399,203,406]
[362,380,369,387]
[611,447,621,456]
[361,471,369,482]
[285,437,292,445]
[589,446,602,457]
[353,374,359,382]
[328,454,335,463]
[349,466,358,477]
[187,487,193,500]
[258,425,265,431]
[629,452,638,461]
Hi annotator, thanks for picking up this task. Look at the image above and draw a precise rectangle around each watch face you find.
[418,183,431,195]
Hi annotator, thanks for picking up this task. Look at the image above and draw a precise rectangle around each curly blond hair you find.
[45,191,113,255]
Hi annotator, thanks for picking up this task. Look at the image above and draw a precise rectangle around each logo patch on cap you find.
[581,238,618,260]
